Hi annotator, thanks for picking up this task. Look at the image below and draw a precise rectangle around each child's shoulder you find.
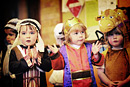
[11,45,19,51]
[84,42,92,47]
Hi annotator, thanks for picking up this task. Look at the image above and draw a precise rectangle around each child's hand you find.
[26,46,32,57]
[113,81,125,87]
[48,44,59,54]
[31,46,41,66]
[108,81,117,87]
[92,41,101,55]
[32,46,39,59]
[37,57,41,66]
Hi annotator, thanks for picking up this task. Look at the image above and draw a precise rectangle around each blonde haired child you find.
[9,18,52,87]
[48,17,104,87]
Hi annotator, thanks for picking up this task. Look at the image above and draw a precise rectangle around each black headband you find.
[20,20,40,30]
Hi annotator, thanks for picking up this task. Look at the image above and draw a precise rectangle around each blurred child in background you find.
[1,18,19,87]
[49,23,64,87]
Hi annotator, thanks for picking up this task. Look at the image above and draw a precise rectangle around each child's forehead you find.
[70,26,85,32]
[110,27,121,33]
[5,29,15,33]
[20,25,36,31]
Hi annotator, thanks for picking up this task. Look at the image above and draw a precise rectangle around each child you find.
[97,24,130,87]
[53,23,65,47]
[49,23,64,87]
[1,18,19,87]
[48,17,104,87]
[9,18,52,87]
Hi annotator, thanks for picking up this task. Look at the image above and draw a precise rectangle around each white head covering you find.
[4,18,20,30]
[54,23,65,46]
[11,18,44,52]
[3,18,20,76]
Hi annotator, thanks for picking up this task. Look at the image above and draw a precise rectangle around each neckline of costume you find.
[69,44,81,49]
[20,45,34,49]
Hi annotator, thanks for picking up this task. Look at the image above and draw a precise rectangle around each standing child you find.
[97,23,130,87]
[1,18,19,87]
[49,23,64,87]
[48,17,104,87]
[9,18,52,87]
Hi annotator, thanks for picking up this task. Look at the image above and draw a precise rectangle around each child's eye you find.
[9,33,13,36]
[109,33,113,36]
[81,31,85,33]
[22,32,26,35]
[30,31,35,34]
[74,32,78,35]
[115,32,121,35]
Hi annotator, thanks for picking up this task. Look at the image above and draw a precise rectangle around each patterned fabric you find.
[21,47,41,87]
[23,67,40,87]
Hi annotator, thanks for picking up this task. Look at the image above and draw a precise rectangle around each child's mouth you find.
[26,40,31,42]
[113,41,118,42]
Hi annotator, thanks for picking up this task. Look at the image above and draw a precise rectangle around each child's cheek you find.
[108,37,113,44]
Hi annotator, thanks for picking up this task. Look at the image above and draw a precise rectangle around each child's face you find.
[107,28,123,48]
[69,29,85,46]
[5,29,17,45]
[19,25,38,46]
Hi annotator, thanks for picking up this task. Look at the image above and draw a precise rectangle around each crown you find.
[64,17,82,34]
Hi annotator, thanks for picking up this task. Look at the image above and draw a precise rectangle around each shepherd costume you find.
[9,19,52,87]
[1,18,19,87]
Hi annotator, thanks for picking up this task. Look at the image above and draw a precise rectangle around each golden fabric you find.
[105,48,129,81]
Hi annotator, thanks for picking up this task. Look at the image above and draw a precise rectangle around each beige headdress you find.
[3,18,20,76]
[4,18,19,30]
[11,18,44,52]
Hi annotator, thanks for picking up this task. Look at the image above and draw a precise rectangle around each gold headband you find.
[64,17,83,34]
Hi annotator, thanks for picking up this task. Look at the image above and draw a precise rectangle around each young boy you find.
[48,17,104,87]
[9,18,52,87]
[97,24,130,87]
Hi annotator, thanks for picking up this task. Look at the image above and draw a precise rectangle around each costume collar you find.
[69,44,81,49]
[20,45,34,49]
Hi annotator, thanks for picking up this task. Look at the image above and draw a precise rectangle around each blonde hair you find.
[64,23,88,44]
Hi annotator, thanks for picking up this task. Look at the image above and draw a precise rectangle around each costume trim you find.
[60,45,72,87]
[85,43,97,87]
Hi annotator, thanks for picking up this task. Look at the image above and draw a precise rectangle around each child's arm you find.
[9,50,29,74]
[48,44,65,70]
[98,68,117,87]
[91,41,104,65]
[32,46,52,72]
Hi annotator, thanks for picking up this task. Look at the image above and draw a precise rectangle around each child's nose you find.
[113,34,117,38]
[6,35,10,39]
[27,33,30,38]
